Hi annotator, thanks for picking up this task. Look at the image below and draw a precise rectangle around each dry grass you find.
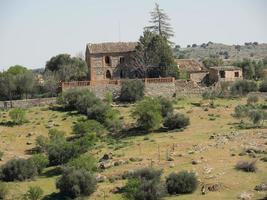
[0,97,266,200]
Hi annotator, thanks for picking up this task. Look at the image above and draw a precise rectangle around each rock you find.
[113,160,125,166]
[129,157,143,162]
[99,153,113,162]
[96,174,107,182]
[238,192,253,200]
[209,135,215,139]
[207,183,223,191]
[26,141,32,145]
[169,162,175,168]
[99,161,112,170]
[26,132,33,137]
[110,186,123,194]
[167,156,174,161]
[254,183,267,191]
[203,166,213,174]
[192,159,201,165]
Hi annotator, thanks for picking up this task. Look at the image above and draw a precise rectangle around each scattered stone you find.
[209,135,215,139]
[96,174,107,182]
[110,186,123,194]
[26,133,33,137]
[192,159,201,165]
[238,192,253,200]
[254,183,267,191]
[207,183,223,192]
[203,166,213,174]
[26,141,32,145]
[113,160,125,166]
[99,161,112,170]
[167,156,174,161]
[129,157,143,162]
[99,153,113,162]
[169,162,175,168]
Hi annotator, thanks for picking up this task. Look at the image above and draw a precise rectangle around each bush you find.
[132,98,162,131]
[47,133,95,166]
[230,80,258,96]
[166,171,197,194]
[248,110,264,125]
[30,154,49,174]
[56,168,96,198]
[1,158,37,181]
[75,90,100,114]
[233,105,250,119]
[235,160,257,172]
[259,80,267,92]
[104,108,122,132]
[86,101,109,123]
[104,92,113,105]
[123,168,165,200]
[23,186,43,200]
[9,108,26,124]
[67,154,97,172]
[247,95,259,105]
[0,182,8,200]
[58,88,86,110]
[157,97,174,117]
[163,113,190,130]
[119,79,144,102]
[73,120,105,137]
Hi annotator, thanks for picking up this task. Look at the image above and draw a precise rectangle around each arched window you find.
[106,70,111,79]
[105,56,111,66]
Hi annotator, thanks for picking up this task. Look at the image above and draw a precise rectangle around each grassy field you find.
[0,96,266,200]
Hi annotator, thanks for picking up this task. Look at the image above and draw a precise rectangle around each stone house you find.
[175,59,208,83]
[85,42,137,81]
[209,66,243,83]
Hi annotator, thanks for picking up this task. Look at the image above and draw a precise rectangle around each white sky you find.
[0,0,266,70]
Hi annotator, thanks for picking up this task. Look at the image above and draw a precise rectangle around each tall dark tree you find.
[145,3,174,40]
[125,31,179,78]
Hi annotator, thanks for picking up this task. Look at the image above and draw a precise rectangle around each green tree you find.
[119,79,145,102]
[132,97,162,131]
[23,186,43,200]
[145,3,174,40]
[126,31,179,78]
[45,54,88,81]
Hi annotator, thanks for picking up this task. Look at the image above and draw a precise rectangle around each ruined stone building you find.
[85,42,137,81]
[175,59,208,83]
[209,66,243,83]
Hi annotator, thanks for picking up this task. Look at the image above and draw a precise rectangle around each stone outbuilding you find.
[85,42,137,81]
[175,59,208,83]
[209,66,243,83]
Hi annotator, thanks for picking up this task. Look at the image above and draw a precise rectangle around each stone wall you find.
[0,98,57,109]
[175,80,209,97]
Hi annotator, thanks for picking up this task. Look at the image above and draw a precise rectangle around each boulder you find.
[254,183,267,191]
[96,174,107,182]
[238,192,253,200]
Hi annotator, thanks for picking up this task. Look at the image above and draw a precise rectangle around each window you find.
[234,71,239,77]
[119,57,125,64]
[219,70,225,78]
[105,56,111,66]
[106,70,111,79]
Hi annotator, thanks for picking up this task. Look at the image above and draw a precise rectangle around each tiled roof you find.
[87,42,137,54]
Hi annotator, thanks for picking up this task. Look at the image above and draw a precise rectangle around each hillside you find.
[174,43,267,62]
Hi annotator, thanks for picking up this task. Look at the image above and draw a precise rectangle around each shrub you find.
[157,96,174,117]
[104,108,122,132]
[35,135,50,153]
[0,182,8,200]
[50,134,95,166]
[166,171,197,194]
[86,101,109,123]
[1,158,38,181]
[247,95,259,105]
[230,80,258,96]
[248,110,264,125]
[73,120,105,137]
[163,113,190,130]
[58,88,86,110]
[67,154,97,172]
[235,160,257,172]
[104,92,113,105]
[233,105,250,119]
[119,79,145,102]
[9,108,26,124]
[259,79,267,92]
[23,186,43,200]
[75,90,100,114]
[123,168,165,200]
[30,154,49,174]
[132,98,162,131]
[56,168,96,198]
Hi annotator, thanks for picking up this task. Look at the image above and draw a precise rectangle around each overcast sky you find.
[0,0,266,70]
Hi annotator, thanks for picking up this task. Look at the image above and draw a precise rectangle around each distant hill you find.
[174,42,267,62]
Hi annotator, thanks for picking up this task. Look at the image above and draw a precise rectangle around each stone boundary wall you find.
[0,98,57,109]
[175,80,209,97]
